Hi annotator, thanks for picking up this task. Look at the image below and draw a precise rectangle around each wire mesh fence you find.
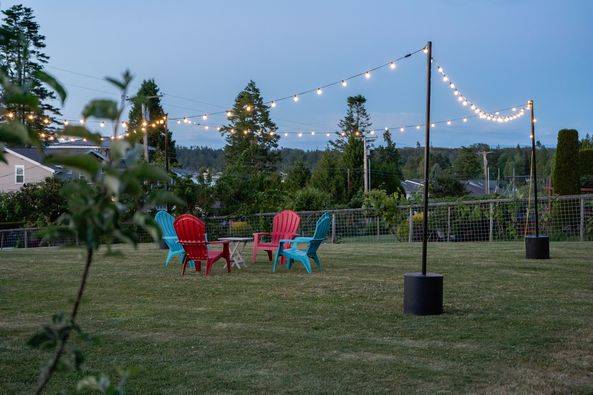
[1,194,592,250]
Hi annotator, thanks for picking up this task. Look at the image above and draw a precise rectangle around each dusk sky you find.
[6,0,593,150]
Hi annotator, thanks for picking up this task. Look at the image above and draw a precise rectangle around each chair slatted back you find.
[174,214,208,261]
[271,210,301,245]
[307,212,331,255]
[155,211,177,248]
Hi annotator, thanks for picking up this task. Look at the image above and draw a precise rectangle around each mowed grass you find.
[1,241,593,394]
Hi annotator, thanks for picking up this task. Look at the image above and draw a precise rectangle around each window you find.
[15,165,24,184]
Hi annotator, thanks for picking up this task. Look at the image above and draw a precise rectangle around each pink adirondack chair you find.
[252,210,300,264]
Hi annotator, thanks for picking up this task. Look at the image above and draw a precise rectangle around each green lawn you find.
[1,241,593,393]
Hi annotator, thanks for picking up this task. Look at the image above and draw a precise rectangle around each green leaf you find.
[105,70,133,91]
[34,70,67,105]
[109,140,130,162]
[45,154,101,176]
[0,121,29,145]
[132,162,169,182]
[3,91,39,110]
[82,99,118,121]
[61,125,102,145]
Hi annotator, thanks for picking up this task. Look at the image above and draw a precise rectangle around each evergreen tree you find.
[285,160,311,191]
[452,146,481,179]
[126,79,176,164]
[371,129,404,195]
[331,95,371,199]
[310,150,347,204]
[553,129,580,195]
[0,4,60,137]
[220,80,279,172]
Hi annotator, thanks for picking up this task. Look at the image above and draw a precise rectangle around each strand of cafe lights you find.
[6,44,530,142]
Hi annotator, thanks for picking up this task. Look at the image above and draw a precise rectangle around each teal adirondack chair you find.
[272,212,331,273]
[155,211,193,268]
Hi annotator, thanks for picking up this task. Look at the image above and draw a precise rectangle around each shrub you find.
[289,187,331,211]
[553,129,580,195]
[396,212,424,241]
[229,220,253,236]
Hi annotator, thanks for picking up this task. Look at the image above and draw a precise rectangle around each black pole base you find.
[525,235,550,259]
[403,272,443,315]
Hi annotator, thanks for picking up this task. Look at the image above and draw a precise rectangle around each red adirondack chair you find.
[252,210,300,264]
[174,214,231,276]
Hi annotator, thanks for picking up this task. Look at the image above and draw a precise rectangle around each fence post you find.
[331,213,336,244]
[489,202,494,242]
[408,207,413,243]
[580,196,585,242]
[447,206,451,242]
[23,229,28,249]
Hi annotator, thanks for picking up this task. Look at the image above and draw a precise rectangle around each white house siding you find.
[0,151,54,193]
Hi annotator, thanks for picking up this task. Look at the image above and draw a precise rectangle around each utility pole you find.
[363,136,368,193]
[479,150,491,194]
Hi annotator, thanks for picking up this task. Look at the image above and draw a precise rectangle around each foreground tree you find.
[0,5,61,137]
[126,79,176,164]
[21,71,179,394]
[284,160,311,191]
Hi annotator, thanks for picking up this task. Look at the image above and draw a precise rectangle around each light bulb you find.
[389,61,396,70]
[176,120,181,124]
[449,83,455,89]
[422,47,428,54]
[316,88,322,95]
[400,127,404,132]
[27,114,34,120]
[216,127,221,131]
[341,80,348,87]
[370,130,375,135]
[245,105,252,112]
[447,120,452,125]
[284,133,288,137]
[512,107,517,112]
[7,112,14,118]
[64,120,69,126]
[80,119,85,125]
[454,90,460,96]
[364,71,371,79]
[204,125,209,130]
[470,104,476,110]
[431,123,436,128]
[270,101,276,108]
[437,66,443,73]
[463,117,468,123]
[311,131,315,135]
[326,133,330,137]
[226,111,232,117]
[243,129,249,135]
[100,121,105,127]
[270,131,275,136]
[202,114,208,120]
[293,95,299,102]
[462,100,468,106]
[442,76,449,82]
[230,128,235,133]
[416,125,420,130]
[298,132,303,138]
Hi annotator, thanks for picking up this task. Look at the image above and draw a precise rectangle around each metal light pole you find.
[525,99,550,259]
[403,41,444,315]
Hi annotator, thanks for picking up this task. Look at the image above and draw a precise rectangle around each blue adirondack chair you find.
[155,210,193,268]
[272,212,331,273]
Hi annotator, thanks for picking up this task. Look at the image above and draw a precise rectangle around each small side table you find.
[218,237,252,269]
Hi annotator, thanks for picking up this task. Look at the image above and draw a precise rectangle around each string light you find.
[100,121,105,128]
[316,88,323,95]
[389,61,397,70]
[226,110,232,117]
[270,101,276,108]
[364,71,371,79]
[293,95,299,102]
[64,120,69,126]
[341,80,348,87]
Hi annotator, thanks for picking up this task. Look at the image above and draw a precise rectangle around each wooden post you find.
[331,213,336,244]
[408,206,413,243]
[489,202,494,242]
[23,229,28,249]
[580,196,585,241]
[447,206,451,242]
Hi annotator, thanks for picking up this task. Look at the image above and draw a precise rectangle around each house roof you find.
[4,147,56,173]
[46,138,111,149]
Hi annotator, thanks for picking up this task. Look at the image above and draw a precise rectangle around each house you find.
[0,142,106,193]
[0,147,56,193]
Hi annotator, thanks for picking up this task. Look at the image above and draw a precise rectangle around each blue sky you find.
[6,0,593,149]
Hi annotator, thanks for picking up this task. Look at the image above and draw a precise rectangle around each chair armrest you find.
[253,232,271,236]
[208,240,230,245]
[163,236,178,241]
[291,237,313,244]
